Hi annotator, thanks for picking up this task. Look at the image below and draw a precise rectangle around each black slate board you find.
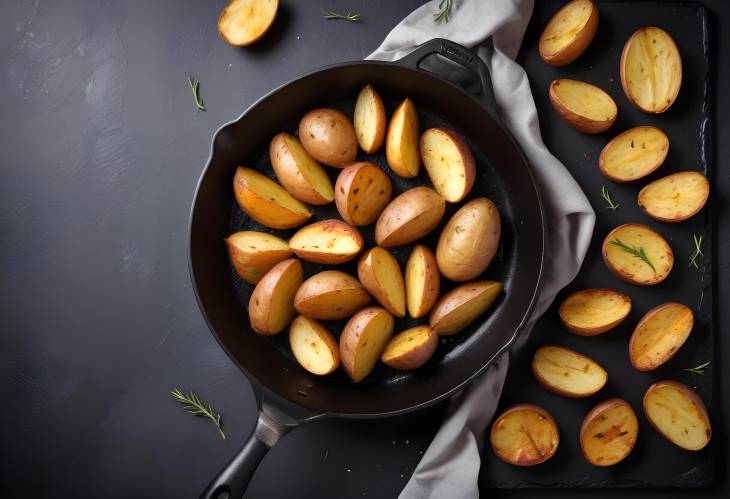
[481,0,713,489]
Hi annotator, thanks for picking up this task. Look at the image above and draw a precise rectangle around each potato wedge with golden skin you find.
[339,307,394,382]
[559,288,632,336]
[354,85,386,154]
[248,258,303,335]
[490,404,559,466]
[580,398,639,466]
[289,316,340,375]
[602,224,673,286]
[643,380,711,451]
[293,270,371,320]
[406,245,440,319]
[225,231,293,284]
[218,0,279,47]
[420,128,476,203]
[629,303,693,371]
[429,281,502,335]
[621,27,682,114]
[599,126,669,182]
[269,133,334,205]
[335,162,392,226]
[532,345,607,398]
[357,247,406,317]
[375,187,445,247]
[539,0,598,67]
[289,219,363,264]
[299,109,357,167]
[638,172,710,222]
[549,79,617,133]
[233,167,312,229]
[386,98,420,178]
[381,325,438,370]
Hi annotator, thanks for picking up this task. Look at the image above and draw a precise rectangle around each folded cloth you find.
[367,1,596,497]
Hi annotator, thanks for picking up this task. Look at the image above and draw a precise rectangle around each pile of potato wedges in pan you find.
[490,0,711,468]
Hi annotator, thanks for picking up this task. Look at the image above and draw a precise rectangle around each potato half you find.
[602,224,673,286]
[643,380,711,451]
[580,398,639,466]
[293,270,371,320]
[299,109,357,167]
[599,126,669,182]
[226,230,293,284]
[375,187,445,247]
[532,346,607,398]
[381,325,438,370]
[629,302,693,371]
[549,79,617,133]
[429,281,502,336]
[354,85,386,154]
[621,27,682,114]
[218,0,279,47]
[386,98,420,178]
[357,247,406,317]
[233,167,312,229]
[559,288,632,336]
[490,404,559,466]
[539,0,598,67]
[289,316,340,375]
[638,171,710,222]
[334,162,392,226]
[339,307,394,382]
[420,128,476,203]
[270,132,334,205]
[289,219,363,264]
[248,258,303,335]
[405,245,440,319]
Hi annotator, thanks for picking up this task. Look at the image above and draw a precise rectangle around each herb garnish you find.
[434,0,454,23]
[682,361,711,376]
[187,75,205,111]
[600,186,619,210]
[689,234,704,269]
[610,238,656,273]
[323,10,360,22]
[171,388,225,439]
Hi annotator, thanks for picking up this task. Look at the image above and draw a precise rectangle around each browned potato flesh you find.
[643,381,711,451]
[419,128,476,203]
[491,404,559,466]
[293,270,371,320]
[354,85,386,154]
[233,167,312,229]
[375,187,445,247]
[539,0,599,66]
[599,126,669,182]
[270,132,334,205]
[532,346,607,398]
[289,220,363,264]
[549,79,617,133]
[602,224,673,286]
[629,303,693,371]
[226,231,293,284]
[339,307,394,382]
[289,316,340,375]
[580,399,639,466]
[429,281,502,335]
[335,162,392,226]
[218,0,279,46]
[559,288,631,336]
[386,98,420,178]
[299,109,357,167]
[357,247,406,317]
[248,258,303,335]
[405,245,440,319]
[638,172,709,222]
[381,325,438,370]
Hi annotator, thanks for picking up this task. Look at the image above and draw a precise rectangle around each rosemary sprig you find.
[171,388,225,439]
[323,10,360,22]
[434,0,454,23]
[682,361,711,376]
[689,234,704,269]
[187,75,205,111]
[610,238,656,274]
[600,186,619,210]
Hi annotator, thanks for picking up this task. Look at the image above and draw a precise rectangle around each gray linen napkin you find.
[367,1,596,497]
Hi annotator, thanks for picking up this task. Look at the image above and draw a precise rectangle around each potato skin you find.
[598,126,669,182]
[269,132,334,205]
[225,231,293,284]
[381,325,438,370]
[602,223,673,286]
[637,171,710,222]
[289,219,364,264]
[539,0,598,67]
[558,288,632,336]
[335,162,392,226]
[218,0,279,47]
[405,244,440,319]
[549,79,616,133]
[532,345,607,398]
[293,270,371,320]
[429,281,503,335]
[490,404,560,466]
[580,398,638,466]
[643,380,711,451]
[354,85,386,154]
[375,187,446,247]
[339,306,394,382]
[299,108,358,167]
[248,258,303,335]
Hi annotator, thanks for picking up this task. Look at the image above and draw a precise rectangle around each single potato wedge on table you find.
[375,187,445,247]
[289,316,340,375]
[532,345,607,398]
[490,404,559,466]
[218,0,278,47]
[358,247,406,317]
[638,171,709,222]
[386,98,420,178]
[354,85,386,154]
[419,127,476,203]
[559,288,631,336]
[226,231,293,284]
[335,162,392,226]
[580,398,639,466]
[248,258,303,335]
[293,270,371,320]
[270,132,334,205]
[430,281,502,335]
[643,380,711,451]
[340,307,394,382]
[599,126,669,182]
[539,0,599,67]
[405,245,440,319]
[299,109,357,167]
[602,223,673,286]
[233,167,312,229]
[289,219,363,264]
[381,325,438,370]
[549,79,617,133]
[629,302,693,371]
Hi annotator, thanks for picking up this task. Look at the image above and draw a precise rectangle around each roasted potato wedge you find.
[357,247,406,317]
[248,258,303,335]
[381,325,438,370]
[270,132,334,205]
[354,85,386,154]
[334,162,392,226]
[289,316,340,375]
[549,79,617,133]
[430,281,502,336]
[621,27,682,114]
[405,245,440,319]
[643,380,711,451]
[225,231,293,284]
[638,171,710,222]
[293,270,371,320]
[289,219,363,264]
[375,187,445,247]
[218,0,279,47]
[580,398,639,466]
[599,126,669,182]
[420,127,476,203]
[559,288,632,336]
[539,0,598,67]
[602,224,673,286]
[532,345,607,398]
[339,307,394,382]
[386,98,420,178]
[629,302,693,371]
[299,109,357,167]
[490,404,559,466]
[436,197,501,281]
[233,167,312,229]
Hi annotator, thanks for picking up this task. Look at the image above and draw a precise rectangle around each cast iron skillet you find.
[189,39,545,498]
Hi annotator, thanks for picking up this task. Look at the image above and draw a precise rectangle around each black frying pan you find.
[189,39,545,499]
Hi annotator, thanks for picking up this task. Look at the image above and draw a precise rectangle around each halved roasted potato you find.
[621,27,682,114]
[289,316,340,375]
[549,79,617,133]
[289,219,363,264]
[354,85,386,154]
[490,404,559,466]
[299,109,357,167]
[599,126,669,182]
[218,0,279,47]
[225,230,293,284]
[629,302,693,371]
[334,162,392,226]
[386,98,420,178]
[539,0,599,67]
[429,281,502,336]
[643,380,711,451]
[339,307,394,382]
[293,270,371,320]
[357,247,406,317]
[405,245,440,319]
[638,171,710,222]
[375,187,445,247]
[381,325,438,370]
[580,398,639,466]
[270,132,334,205]
[248,258,303,335]
[233,167,312,229]
[532,345,607,398]
[559,288,632,336]
[420,128,476,203]
[602,224,673,286]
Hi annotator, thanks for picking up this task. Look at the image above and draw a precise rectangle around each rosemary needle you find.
[323,10,360,22]
[600,186,619,210]
[682,361,711,376]
[187,75,205,111]
[610,238,656,274]
[434,0,454,23]
[689,234,704,269]
[171,388,225,439]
